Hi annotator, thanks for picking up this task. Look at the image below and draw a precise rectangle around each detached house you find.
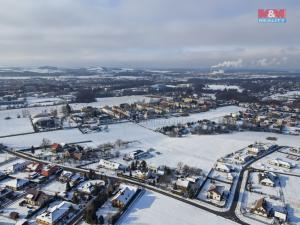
[207,185,225,202]
[175,178,191,190]
[269,159,292,169]
[215,162,232,173]
[248,144,266,156]
[250,197,270,217]
[36,201,73,225]
[41,165,60,177]
[111,185,136,208]
[6,178,29,191]
[258,172,276,187]
[25,189,52,207]
[51,143,62,153]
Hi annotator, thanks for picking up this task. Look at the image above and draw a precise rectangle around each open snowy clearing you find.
[0,117,34,136]
[1,120,300,173]
[118,190,238,225]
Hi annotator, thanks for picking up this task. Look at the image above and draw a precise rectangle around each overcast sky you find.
[0,0,299,69]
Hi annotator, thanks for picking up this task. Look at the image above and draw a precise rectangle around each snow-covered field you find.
[0,117,34,136]
[1,119,300,173]
[139,106,242,129]
[26,96,65,106]
[279,175,300,225]
[118,190,238,225]
[70,95,153,110]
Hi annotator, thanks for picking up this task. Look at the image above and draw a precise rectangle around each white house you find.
[175,178,191,190]
[111,185,137,208]
[207,185,225,202]
[258,172,276,187]
[36,201,73,225]
[5,178,29,191]
[248,144,266,156]
[269,159,292,169]
[77,180,105,194]
[5,161,29,174]
[215,162,231,173]
[274,209,287,222]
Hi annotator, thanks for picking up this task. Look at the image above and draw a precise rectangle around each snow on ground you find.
[1,120,300,173]
[26,96,65,106]
[266,90,300,101]
[139,106,242,129]
[0,117,34,136]
[0,95,153,119]
[70,95,153,110]
[118,190,238,225]
[251,151,300,175]
[279,175,300,225]
[205,84,243,92]
[43,179,66,195]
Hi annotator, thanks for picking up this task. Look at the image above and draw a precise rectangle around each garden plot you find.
[43,179,67,196]
[247,171,281,198]
[209,169,236,184]
[241,190,285,225]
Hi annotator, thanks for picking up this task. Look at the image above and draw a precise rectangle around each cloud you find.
[0,0,299,68]
[255,56,289,67]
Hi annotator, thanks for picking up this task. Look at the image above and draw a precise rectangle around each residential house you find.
[111,185,136,208]
[234,154,253,164]
[77,180,105,195]
[248,144,266,156]
[123,150,148,161]
[51,143,62,153]
[215,162,232,173]
[41,165,60,177]
[58,171,73,183]
[98,159,123,170]
[269,159,292,169]
[26,162,43,172]
[25,189,52,207]
[6,178,29,191]
[274,209,287,222]
[5,161,29,174]
[207,185,225,201]
[36,201,73,225]
[250,197,270,217]
[69,173,84,187]
[258,172,276,187]
[175,178,191,190]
